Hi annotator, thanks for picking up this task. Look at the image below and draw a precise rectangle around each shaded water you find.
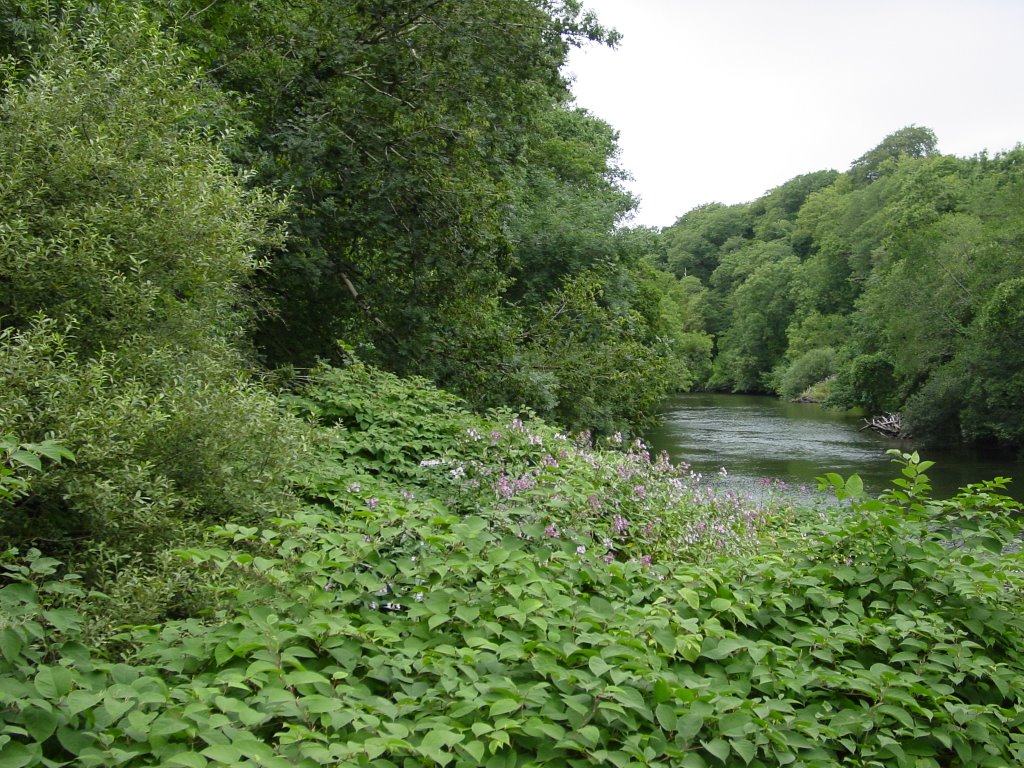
[645,393,1024,502]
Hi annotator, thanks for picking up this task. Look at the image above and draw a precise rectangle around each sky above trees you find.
[566,0,1024,227]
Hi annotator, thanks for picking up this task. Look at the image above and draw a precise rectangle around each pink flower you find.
[495,474,515,498]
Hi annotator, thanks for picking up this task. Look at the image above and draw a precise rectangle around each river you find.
[644,393,1024,502]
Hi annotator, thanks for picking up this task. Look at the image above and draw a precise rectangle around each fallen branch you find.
[860,412,907,438]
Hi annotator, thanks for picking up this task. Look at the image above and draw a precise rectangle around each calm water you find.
[645,393,1024,502]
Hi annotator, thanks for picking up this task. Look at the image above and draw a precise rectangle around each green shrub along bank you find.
[3,363,1024,768]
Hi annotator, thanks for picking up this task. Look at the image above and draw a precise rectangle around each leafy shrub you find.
[827,352,899,415]
[0,4,307,624]
[775,347,836,401]
[2,447,1023,767]
[0,435,72,503]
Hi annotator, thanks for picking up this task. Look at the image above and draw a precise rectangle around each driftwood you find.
[860,412,907,438]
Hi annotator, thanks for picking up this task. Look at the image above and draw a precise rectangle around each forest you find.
[658,125,1024,448]
[1,2,1023,767]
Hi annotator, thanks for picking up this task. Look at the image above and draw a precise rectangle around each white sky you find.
[565,0,1024,228]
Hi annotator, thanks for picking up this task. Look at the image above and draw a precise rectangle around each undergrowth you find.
[2,362,1023,767]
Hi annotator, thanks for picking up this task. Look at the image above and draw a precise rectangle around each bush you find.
[775,347,836,401]
[0,4,307,621]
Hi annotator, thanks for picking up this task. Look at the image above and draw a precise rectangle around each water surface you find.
[645,393,1023,501]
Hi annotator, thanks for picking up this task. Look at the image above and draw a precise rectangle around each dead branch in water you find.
[860,412,907,438]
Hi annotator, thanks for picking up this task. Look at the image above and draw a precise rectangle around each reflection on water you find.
[645,393,1024,501]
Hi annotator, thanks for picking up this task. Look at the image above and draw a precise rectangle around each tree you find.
[153,0,617,375]
[0,4,303,589]
[849,124,938,186]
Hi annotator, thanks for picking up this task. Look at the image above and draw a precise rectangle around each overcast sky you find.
[565,0,1024,228]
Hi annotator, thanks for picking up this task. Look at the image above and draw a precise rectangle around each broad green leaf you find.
[0,742,35,768]
[21,706,58,743]
[165,752,208,768]
[489,699,520,717]
[34,666,74,698]
[655,703,677,731]
[703,738,730,763]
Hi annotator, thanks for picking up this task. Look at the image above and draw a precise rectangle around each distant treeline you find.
[654,126,1024,448]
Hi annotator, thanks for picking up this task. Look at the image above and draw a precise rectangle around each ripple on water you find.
[646,393,1024,500]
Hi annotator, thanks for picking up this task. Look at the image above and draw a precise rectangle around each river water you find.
[644,393,1024,502]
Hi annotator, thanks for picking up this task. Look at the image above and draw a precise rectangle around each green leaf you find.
[461,741,485,763]
[730,738,756,765]
[284,670,330,687]
[588,656,611,677]
[56,725,93,755]
[455,605,480,623]
[677,713,705,740]
[845,474,864,498]
[489,699,520,717]
[0,742,35,768]
[678,588,700,610]
[703,738,731,763]
[64,690,102,717]
[201,744,243,764]
[21,706,58,743]
[34,666,74,698]
[0,630,24,662]
[655,703,677,731]
[166,753,208,768]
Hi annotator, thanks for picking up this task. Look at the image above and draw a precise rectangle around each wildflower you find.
[490,430,502,443]
[401,490,415,501]
[466,428,482,441]
[602,552,615,564]
[639,555,652,567]
[544,524,559,538]
[449,466,466,479]
[541,454,559,468]
[612,515,629,534]
[420,458,445,467]
[588,494,601,511]
[495,474,515,498]
[612,431,623,445]
[347,482,362,493]
[528,434,544,446]
[514,474,535,492]
[576,545,587,555]
[366,497,379,508]
[632,484,646,499]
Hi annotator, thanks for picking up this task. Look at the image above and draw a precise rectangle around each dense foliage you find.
[2,4,1022,766]
[0,0,708,433]
[3,364,1024,767]
[658,126,1024,448]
